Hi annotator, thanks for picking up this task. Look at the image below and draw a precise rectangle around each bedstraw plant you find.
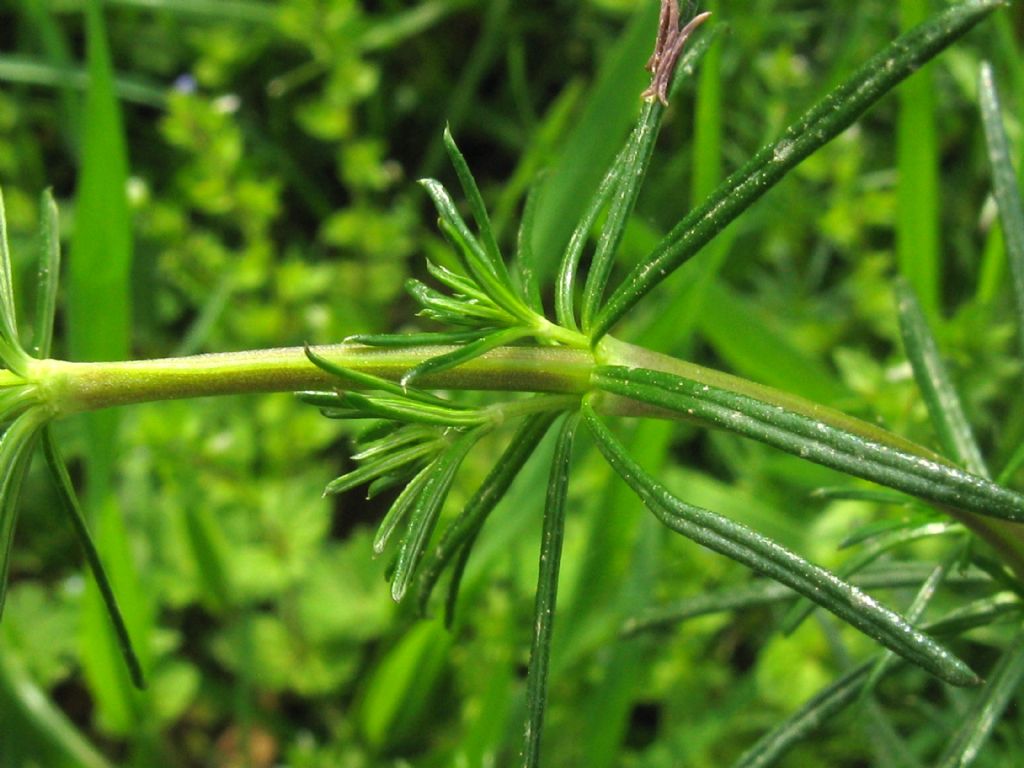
[2,0,1024,764]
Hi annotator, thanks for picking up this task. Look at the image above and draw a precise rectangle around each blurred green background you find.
[0,0,1022,765]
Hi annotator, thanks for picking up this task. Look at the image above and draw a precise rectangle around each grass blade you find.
[592,0,1004,340]
[71,3,147,731]
[896,280,988,476]
[593,365,1024,522]
[935,629,1024,768]
[31,190,61,360]
[415,411,560,616]
[522,412,578,768]
[40,426,144,688]
[979,61,1024,358]
[391,427,485,602]
[583,402,978,686]
[896,0,941,319]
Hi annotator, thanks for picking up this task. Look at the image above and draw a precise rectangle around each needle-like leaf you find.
[415,411,559,617]
[896,280,988,476]
[0,409,46,618]
[522,412,578,768]
[621,564,992,637]
[592,0,1005,340]
[32,190,61,360]
[442,126,509,284]
[346,329,493,347]
[583,402,979,686]
[731,661,874,768]
[978,62,1024,357]
[374,461,436,555]
[401,328,530,387]
[304,345,460,408]
[391,427,486,602]
[323,440,441,496]
[41,426,145,688]
[0,189,28,376]
[593,365,1024,521]
[935,629,1024,768]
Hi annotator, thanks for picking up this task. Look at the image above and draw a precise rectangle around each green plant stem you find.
[24,344,595,416]
[16,337,1024,580]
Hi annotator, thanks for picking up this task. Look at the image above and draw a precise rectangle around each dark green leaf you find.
[304,345,457,409]
[593,365,1024,521]
[592,0,1005,340]
[415,411,560,616]
[0,409,45,618]
[401,328,530,387]
[978,62,1024,356]
[896,280,988,476]
[442,126,508,283]
[374,462,435,555]
[583,402,978,686]
[31,190,61,361]
[0,189,28,375]
[40,427,144,688]
[347,329,493,348]
[391,427,486,601]
[580,99,663,332]
[325,440,441,496]
[523,412,578,768]
[935,628,1024,768]
[731,661,873,768]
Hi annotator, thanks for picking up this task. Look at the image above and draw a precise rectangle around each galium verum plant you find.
[2,0,1024,764]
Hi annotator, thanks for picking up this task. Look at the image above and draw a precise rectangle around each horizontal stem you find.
[25,344,596,417]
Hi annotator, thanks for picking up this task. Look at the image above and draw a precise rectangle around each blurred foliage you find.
[0,0,1022,765]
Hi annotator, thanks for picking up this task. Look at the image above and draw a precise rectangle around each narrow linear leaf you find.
[32,190,61,360]
[346,329,493,348]
[415,411,560,616]
[41,427,144,688]
[420,180,526,319]
[353,425,439,462]
[401,328,530,387]
[442,126,509,283]
[391,427,486,602]
[304,345,457,409]
[522,412,578,768]
[374,462,436,555]
[583,402,978,686]
[0,189,28,375]
[593,365,1024,521]
[515,179,544,312]
[324,440,441,496]
[0,410,44,618]
[335,392,489,427]
[731,661,874,768]
[621,564,992,637]
[593,0,1004,340]
[555,133,633,331]
[580,100,664,331]
[734,596,1024,768]
[896,0,941,319]
[896,280,988,476]
[781,521,957,634]
[860,548,960,700]
[979,62,1024,355]
[935,628,1024,768]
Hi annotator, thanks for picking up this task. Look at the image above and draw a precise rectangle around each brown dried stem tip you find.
[642,1,712,106]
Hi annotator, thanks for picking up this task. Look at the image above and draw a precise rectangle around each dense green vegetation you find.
[1,0,1024,766]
